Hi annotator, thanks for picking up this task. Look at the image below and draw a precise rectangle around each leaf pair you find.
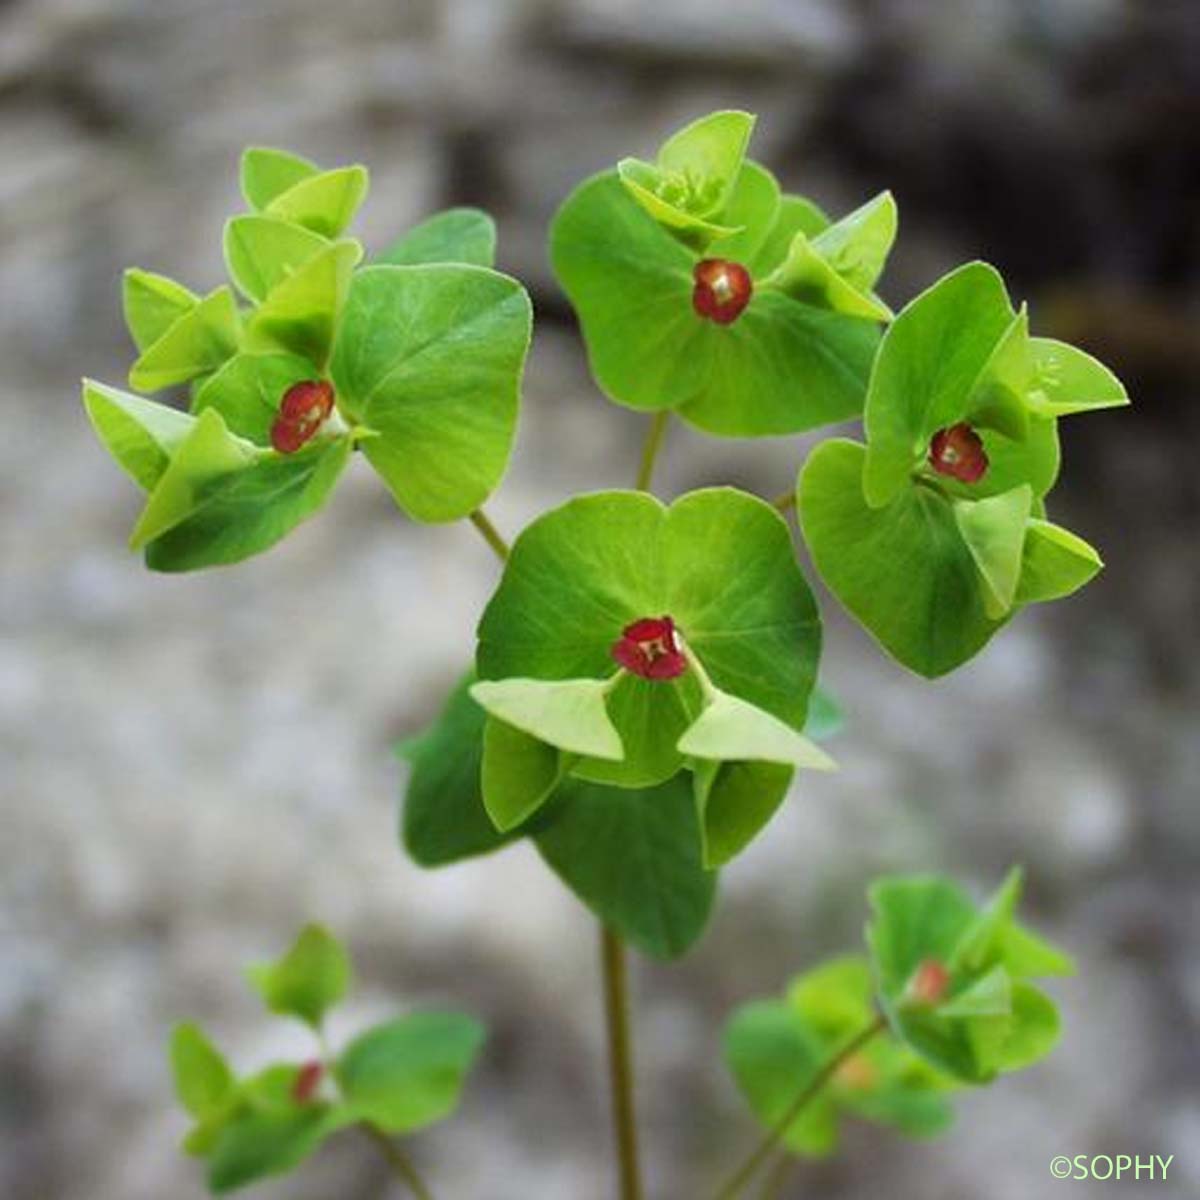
[799,262,1124,677]
[725,956,954,1157]
[551,110,894,437]
[170,925,484,1194]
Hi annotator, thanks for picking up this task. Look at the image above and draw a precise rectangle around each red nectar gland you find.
[906,958,952,1007]
[611,615,688,681]
[928,422,988,483]
[271,379,336,455]
[292,1059,324,1104]
[692,259,753,325]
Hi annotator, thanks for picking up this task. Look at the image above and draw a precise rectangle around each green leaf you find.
[330,264,531,522]
[129,286,241,394]
[953,485,1032,618]
[191,350,320,445]
[692,759,793,868]
[123,269,198,353]
[223,216,329,304]
[679,688,836,770]
[750,194,831,275]
[170,1023,235,1121]
[400,673,515,866]
[535,771,717,959]
[937,966,1012,1018]
[336,1013,485,1133]
[862,263,1016,508]
[787,955,875,1037]
[658,110,755,210]
[549,170,879,436]
[799,439,1005,678]
[480,715,571,832]
[969,981,1061,1073]
[1014,519,1102,605]
[264,165,369,238]
[470,677,623,760]
[245,238,363,365]
[246,924,351,1029]
[477,488,821,802]
[241,147,319,211]
[702,161,781,265]
[378,207,497,268]
[82,379,197,490]
[723,1000,839,1156]
[965,307,1033,440]
[208,1106,345,1194]
[142,435,351,572]
[1026,338,1129,417]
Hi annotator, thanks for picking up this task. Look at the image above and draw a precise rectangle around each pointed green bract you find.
[191,350,321,446]
[129,286,241,394]
[82,379,198,490]
[241,147,319,211]
[550,170,879,436]
[245,238,363,364]
[1026,338,1129,417]
[378,207,497,268]
[330,264,531,522]
[400,673,515,866]
[1015,519,1103,605]
[692,759,793,868]
[246,924,351,1030]
[679,688,836,770]
[171,1023,235,1121]
[535,772,717,960]
[123,269,198,353]
[703,162,782,266]
[867,871,1072,1083]
[223,216,329,303]
[139,434,351,573]
[751,194,831,275]
[476,488,821,799]
[966,307,1033,440]
[470,677,624,760]
[480,715,572,831]
[336,1013,485,1133]
[264,165,369,239]
[953,485,1033,618]
[800,439,1004,677]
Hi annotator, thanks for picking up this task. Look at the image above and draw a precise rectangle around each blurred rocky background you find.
[2,0,1198,1197]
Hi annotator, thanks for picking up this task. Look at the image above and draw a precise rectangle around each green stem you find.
[601,925,643,1200]
[468,508,511,562]
[756,1153,793,1199]
[635,411,671,492]
[712,1015,886,1200]
[360,1123,435,1200]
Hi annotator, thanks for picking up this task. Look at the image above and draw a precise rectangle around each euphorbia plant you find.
[82,116,1127,1197]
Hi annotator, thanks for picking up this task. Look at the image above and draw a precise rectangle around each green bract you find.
[798,262,1123,677]
[725,956,954,1156]
[866,868,1074,1084]
[84,147,532,569]
[246,923,351,1030]
[550,110,890,436]
[474,488,831,863]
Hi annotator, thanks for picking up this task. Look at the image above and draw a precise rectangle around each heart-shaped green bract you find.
[378,207,497,268]
[799,439,1104,677]
[398,674,718,959]
[330,264,531,522]
[866,868,1073,1084]
[246,924,351,1030]
[128,285,241,394]
[724,955,953,1158]
[224,216,330,304]
[123,268,199,353]
[192,351,321,445]
[550,169,880,436]
[240,147,368,239]
[476,488,822,792]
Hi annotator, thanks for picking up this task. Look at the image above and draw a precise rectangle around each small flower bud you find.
[292,1060,324,1104]
[905,958,951,1007]
[611,615,688,680]
[693,259,753,325]
[271,380,335,454]
[928,422,988,483]
[833,1052,878,1092]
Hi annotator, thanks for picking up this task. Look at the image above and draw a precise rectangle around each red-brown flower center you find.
[906,957,951,1007]
[611,616,688,681]
[271,380,335,454]
[292,1060,324,1104]
[928,422,988,483]
[692,259,753,325]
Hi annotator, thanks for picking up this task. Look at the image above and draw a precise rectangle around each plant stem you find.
[712,1015,886,1200]
[601,925,643,1200]
[468,508,510,562]
[756,1153,793,1199]
[360,1123,435,1200]
[635,411,671,492]
[770,489,796,514]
